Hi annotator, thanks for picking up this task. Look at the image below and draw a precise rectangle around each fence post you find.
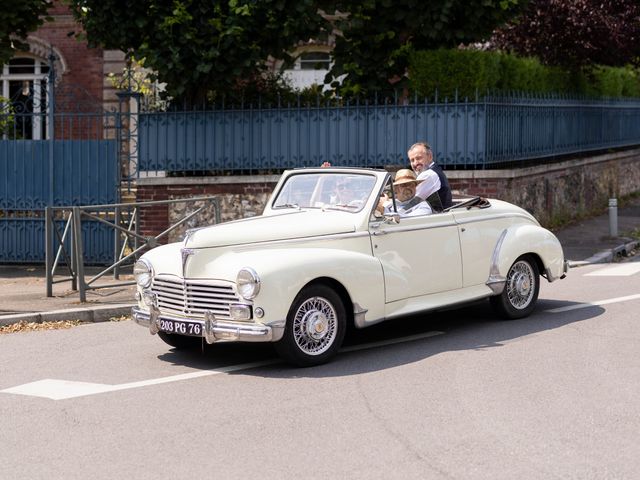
[114,206,121,279]
[609,198,618,237]
[47,51,56,207]
[45,207,53,297]
[72,206,87,302]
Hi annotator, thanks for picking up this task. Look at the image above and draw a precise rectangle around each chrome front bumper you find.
[132,306,274,343]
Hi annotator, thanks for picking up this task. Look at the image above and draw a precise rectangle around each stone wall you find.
[447,149,640,227]
[136,175,278,243]
[136,149,640,241]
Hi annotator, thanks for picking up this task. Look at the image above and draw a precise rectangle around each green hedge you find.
[408,48,640,99]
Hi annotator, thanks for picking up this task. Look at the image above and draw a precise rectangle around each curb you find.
[0,304,134,328]
[570,240,639,268]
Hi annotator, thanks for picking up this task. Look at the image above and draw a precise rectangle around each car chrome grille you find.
[151,275,240,320]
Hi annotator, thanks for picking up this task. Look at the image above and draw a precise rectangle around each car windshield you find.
[272,172,377,213]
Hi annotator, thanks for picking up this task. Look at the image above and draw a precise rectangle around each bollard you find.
[608,198,618,237]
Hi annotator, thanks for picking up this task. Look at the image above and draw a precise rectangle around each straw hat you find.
[393,169,421,186]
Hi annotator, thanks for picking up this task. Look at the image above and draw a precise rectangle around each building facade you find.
[1,0,124,139]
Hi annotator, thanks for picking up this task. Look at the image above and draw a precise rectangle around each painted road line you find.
[584,263,640,277]
[1,330,444,400]
[545,293,640,313]
[0,360,278,401]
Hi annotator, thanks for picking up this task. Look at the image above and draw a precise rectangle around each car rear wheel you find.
[158,331,202,349]
[275,284,346,367]
[490,255,540,319]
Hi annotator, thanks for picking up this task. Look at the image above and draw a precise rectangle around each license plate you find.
[159,318,203,337]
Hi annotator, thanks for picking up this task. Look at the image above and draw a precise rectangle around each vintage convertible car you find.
[132,167,567,366]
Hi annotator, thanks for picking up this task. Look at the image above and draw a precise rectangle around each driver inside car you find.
[378,169,433,217]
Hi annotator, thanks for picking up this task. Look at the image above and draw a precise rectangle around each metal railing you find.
[45,196,221,302]
[136,92,640,173]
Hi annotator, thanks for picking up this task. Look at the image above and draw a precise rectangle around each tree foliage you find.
[492,0,640,69]
[0,0,51,65]
[67,0,331,105]
[327,0,527,96]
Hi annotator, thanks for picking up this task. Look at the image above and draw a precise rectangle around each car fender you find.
[487,224,566,294]
[203,248,386,328]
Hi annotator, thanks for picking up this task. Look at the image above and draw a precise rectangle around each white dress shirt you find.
[414,163,441,200]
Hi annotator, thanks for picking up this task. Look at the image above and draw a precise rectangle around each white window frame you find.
[1,57,50,140]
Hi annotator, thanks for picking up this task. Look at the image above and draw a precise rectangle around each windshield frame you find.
[270,170,379,214]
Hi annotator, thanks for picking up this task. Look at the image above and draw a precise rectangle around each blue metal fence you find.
[0,140,118,209]
[0,54,121,264]
[139,98,486,173]
[138,94,640,173]
[0,139,119,263]
[1,217,114,264]
[485,95,640,166]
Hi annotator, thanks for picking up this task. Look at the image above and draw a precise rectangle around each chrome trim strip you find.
[486,229,508,294]
[454,212,537,225]
[353,303,368,328]
[250,231,371,246]
[371,220,458,234]
[181,248,195,277]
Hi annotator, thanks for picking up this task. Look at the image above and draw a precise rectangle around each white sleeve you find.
[415,170,441,200]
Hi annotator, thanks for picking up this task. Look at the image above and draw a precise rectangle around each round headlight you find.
[236,267,260,299]
[134,259,154,289]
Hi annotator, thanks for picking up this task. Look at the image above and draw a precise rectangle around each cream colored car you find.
[132,168,567,366]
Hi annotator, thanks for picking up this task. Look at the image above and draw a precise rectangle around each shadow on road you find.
[156,298,605,377]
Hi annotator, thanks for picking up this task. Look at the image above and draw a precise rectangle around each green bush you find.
[408,48,640,99]
[588,66,640,97]
[408,48,500,100]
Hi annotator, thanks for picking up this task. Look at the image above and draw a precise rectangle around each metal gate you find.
[1,54,120,264]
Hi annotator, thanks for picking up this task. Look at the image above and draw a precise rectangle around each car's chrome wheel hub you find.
[305,312,329,340]
[293,296,337,355]
[506,261,535,309]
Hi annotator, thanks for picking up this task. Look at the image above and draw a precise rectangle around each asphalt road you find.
[1,259,639,480]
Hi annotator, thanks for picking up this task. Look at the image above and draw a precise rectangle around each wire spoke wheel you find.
[505,260,535,310]
[490,255,540,320]
[276,284,346,367]
[292,296,337,355]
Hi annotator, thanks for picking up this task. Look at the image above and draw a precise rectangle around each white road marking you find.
[545,293,640,313]
[1,330,444,400]
[0,360,277,400]
[584,263,640,277]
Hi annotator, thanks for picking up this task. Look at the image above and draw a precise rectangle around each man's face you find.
[395,182,416,202]
[408,146,432,174]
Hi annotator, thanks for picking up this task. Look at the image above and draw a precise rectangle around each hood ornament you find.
[181,248,195,277]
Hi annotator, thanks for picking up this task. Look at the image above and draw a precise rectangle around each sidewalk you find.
[1,196,639,327]
[0,266,136,327]
[553,195,640,267]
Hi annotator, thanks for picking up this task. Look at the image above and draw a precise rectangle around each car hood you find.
[183,210,359,249]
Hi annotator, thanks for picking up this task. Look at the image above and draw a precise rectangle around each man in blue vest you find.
[407,142,453,211]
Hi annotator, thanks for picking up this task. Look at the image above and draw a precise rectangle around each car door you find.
[370,212,463,303]
[451,207,513,288]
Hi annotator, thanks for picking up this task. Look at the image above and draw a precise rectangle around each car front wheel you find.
[490,255,540,319]
[275,284,346,367]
